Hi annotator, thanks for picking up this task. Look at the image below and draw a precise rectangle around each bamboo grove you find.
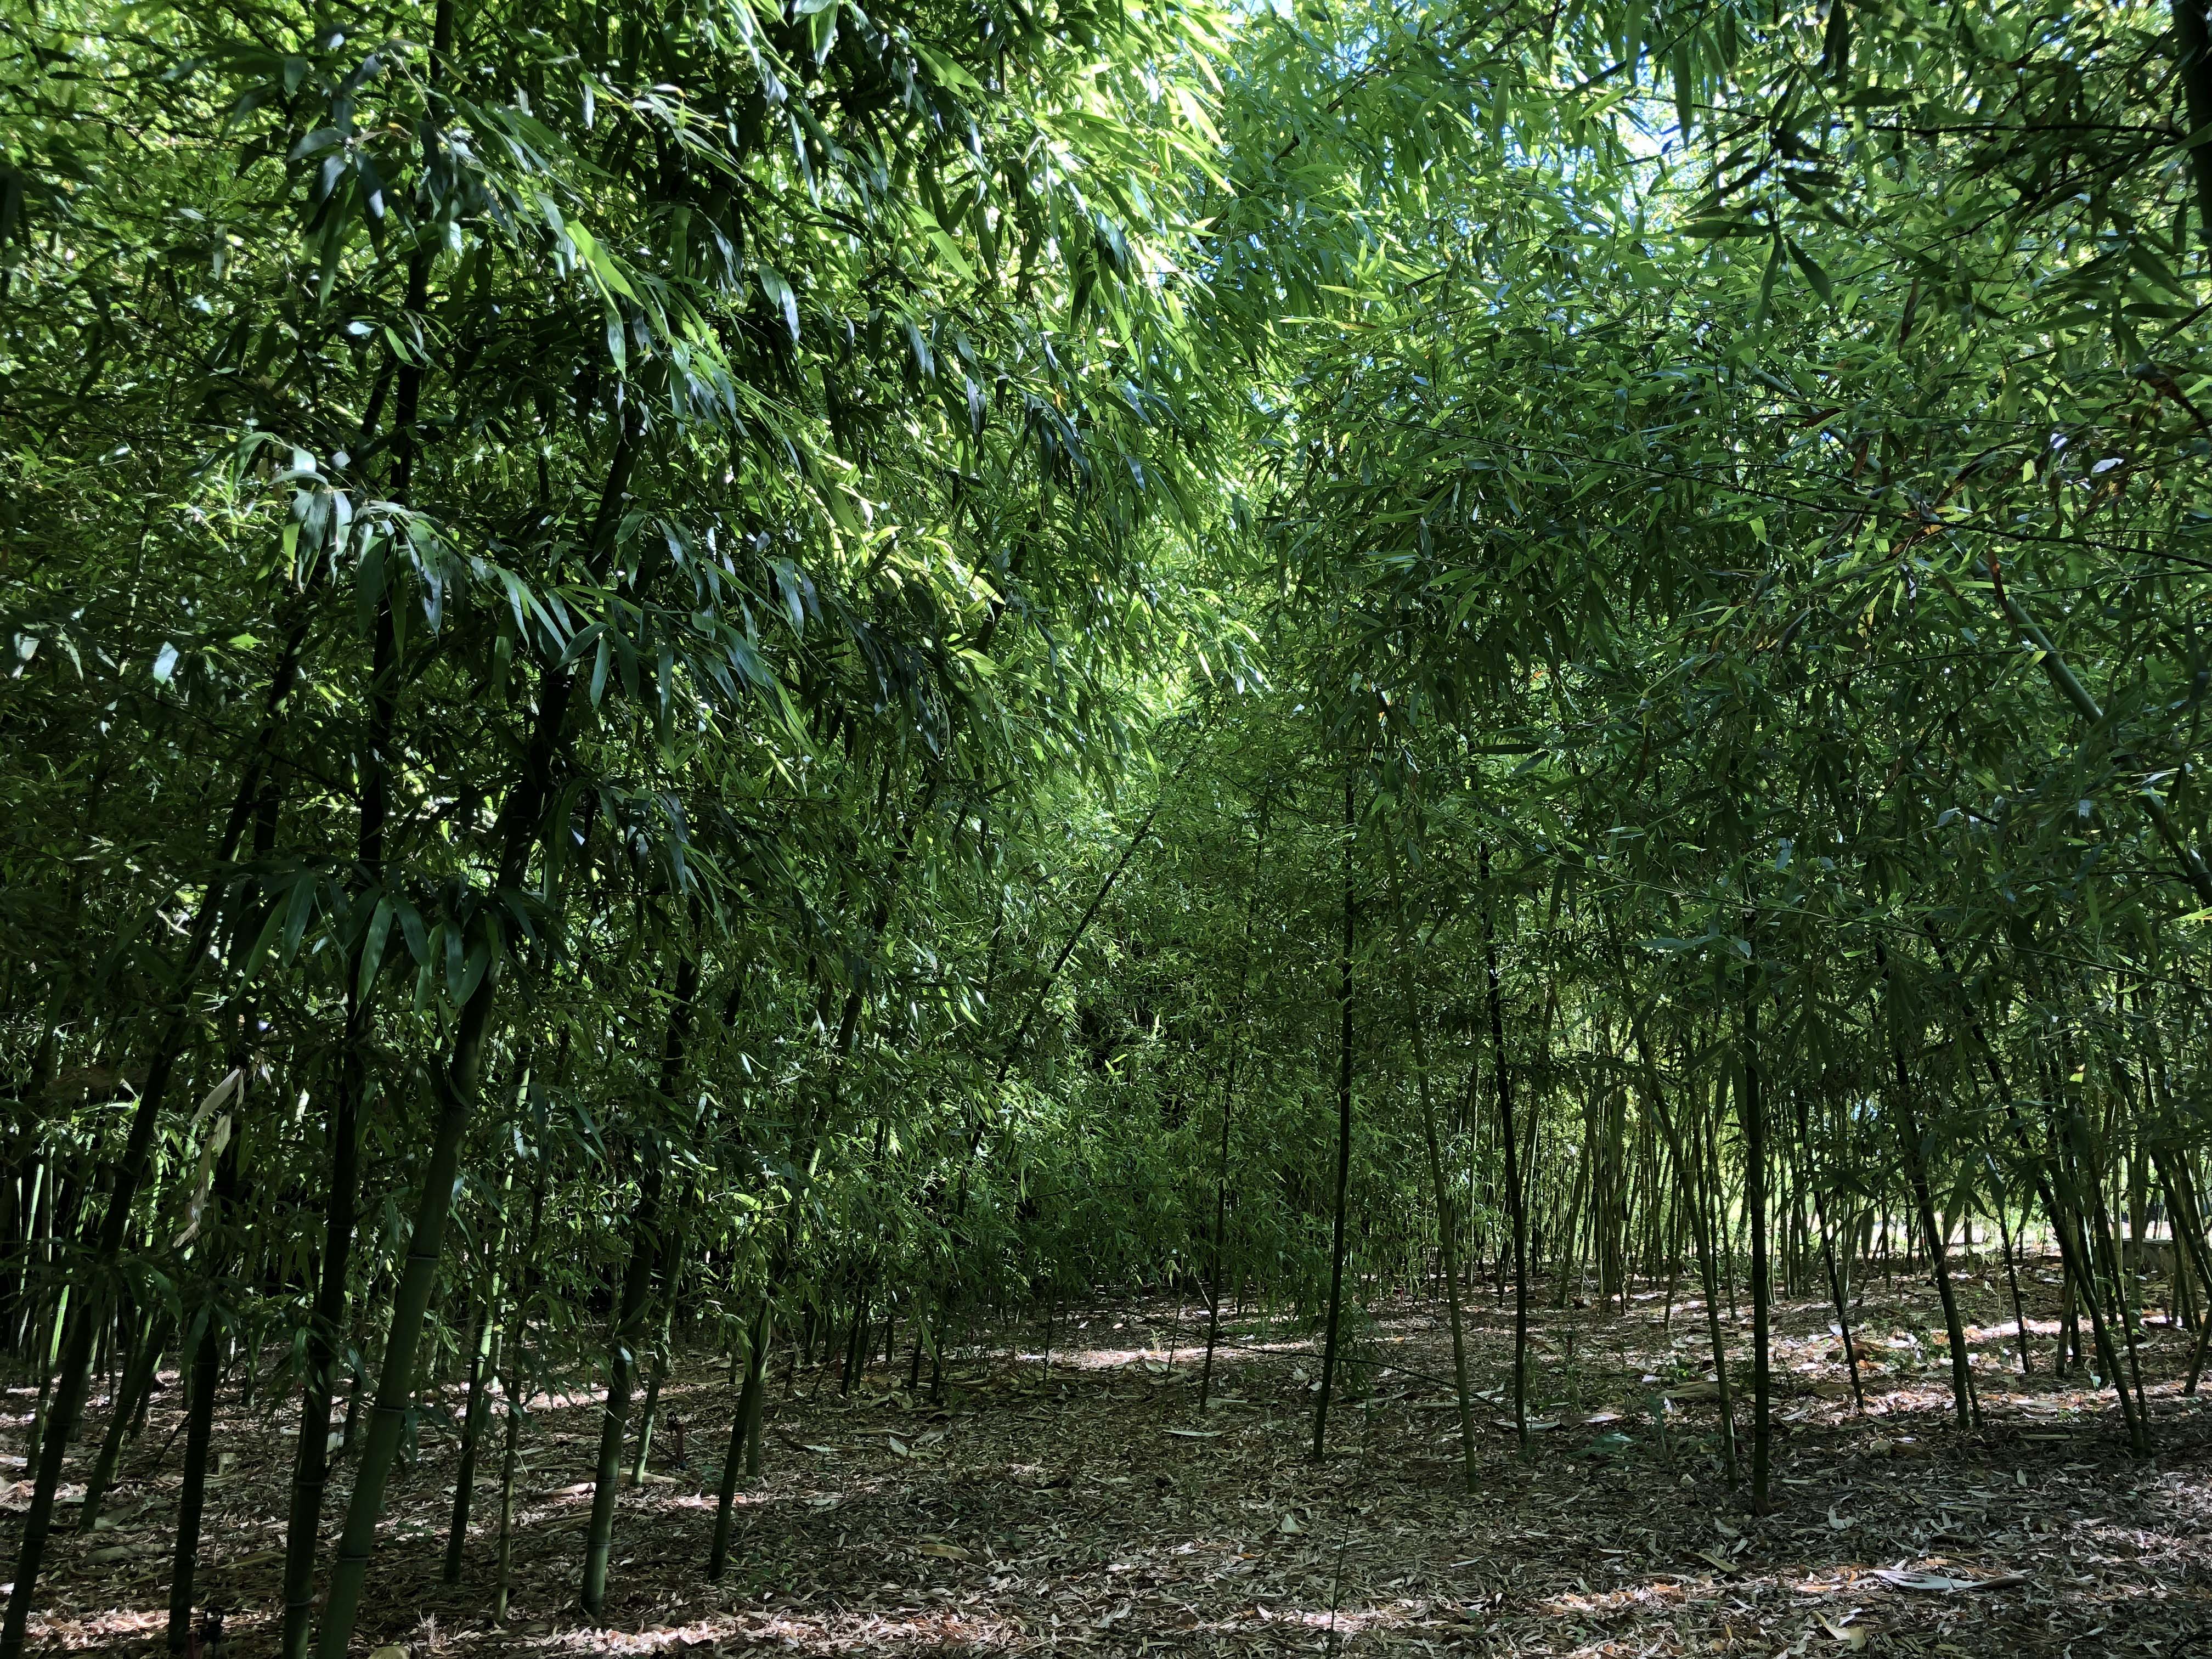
[7,0,2212,1646]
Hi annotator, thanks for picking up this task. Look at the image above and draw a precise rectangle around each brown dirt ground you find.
[8,1252,2212,1656]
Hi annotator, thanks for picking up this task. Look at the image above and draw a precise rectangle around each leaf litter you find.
[7,1255,2211,1656]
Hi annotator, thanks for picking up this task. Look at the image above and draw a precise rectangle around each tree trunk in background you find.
[1991,1176,2033,1375]
[2172,0,2212,251]
[444,1290,495,1582]
[80,1310,166,1530]
[1482,845,1530,1453]
[1876,944,1976,1432]
[1200,1074,1236,1408]
[1790,1094,1865,1414]
[1311,773,1356,1464]
[633,1345,670,1480]
[492,1167,548,1623]
[1201,817,1262,1410]
[583,921,705,1612]
[273,24,436,1632]
[279,1046,368,1659]
[168,1111,242,1652]
[1925,924,2140,1442]
[1740,949,1770,1513]
[444,1136,523,1585]
[1386,846,1476,1492]
[1624,998,1737,1483]
[2069,1115,2151,1425]
[2151,1148,2212,1391]
[1412,1006,1476,1490]
[492,1383,526,1621]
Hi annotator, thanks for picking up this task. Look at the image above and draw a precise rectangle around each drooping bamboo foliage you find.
[7,0,2212,1640]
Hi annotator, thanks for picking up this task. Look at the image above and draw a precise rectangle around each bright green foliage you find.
[5,0,2212,1634]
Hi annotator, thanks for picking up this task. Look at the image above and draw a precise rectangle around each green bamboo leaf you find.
[358,893,395,1001]
[398,900,430,968]
[1790,241,1833,304]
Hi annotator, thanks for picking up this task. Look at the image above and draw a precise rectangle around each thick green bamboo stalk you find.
[2172,0,2212,252]
[165,1295,224,1651]
[170,1037,253,1651]
[279,546,400,1655]
[708,1299,774,1581]
[311,983,497,1659]
[580,1155,662,1615]
[1693,1068,1744,1480]
[278,1043,366,1659]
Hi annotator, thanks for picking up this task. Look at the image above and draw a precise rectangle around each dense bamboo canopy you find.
[6,0,2212,1649]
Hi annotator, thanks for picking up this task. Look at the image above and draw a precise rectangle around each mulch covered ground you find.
[9,1251,2212,1656]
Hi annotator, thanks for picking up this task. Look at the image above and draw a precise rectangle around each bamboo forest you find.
[11,0,2212,1652]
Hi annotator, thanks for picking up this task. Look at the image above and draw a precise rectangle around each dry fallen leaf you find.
[1872,1567,2027,1593]
[0,1482,83,1513]
[1820,1613,1870,1650]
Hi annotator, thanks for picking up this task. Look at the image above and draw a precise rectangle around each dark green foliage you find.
[4,0,2211,1640]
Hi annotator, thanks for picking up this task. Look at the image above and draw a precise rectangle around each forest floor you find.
[10,1254,2212,1657]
